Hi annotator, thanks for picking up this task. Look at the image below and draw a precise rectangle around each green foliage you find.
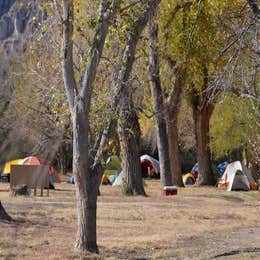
[210,94,259,160]
[159,0,245,91]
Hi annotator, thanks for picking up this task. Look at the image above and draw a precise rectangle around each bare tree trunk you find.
[118,88,145,195]
[166,110,184,187]
[194,104,215,185]
[114,0,162,195]
[0,201,12,222]
[247,0,260,17]
[147,16,172,187]
[61,0,121,254]
[166,64,185,187]
[73,101,103,252]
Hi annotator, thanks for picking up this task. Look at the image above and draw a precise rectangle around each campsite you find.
[1,179,260,259]
[0,0,259,259]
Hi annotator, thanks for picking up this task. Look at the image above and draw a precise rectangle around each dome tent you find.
[2,156,61,184]
[140,154,160,178]
[218,161,250,191]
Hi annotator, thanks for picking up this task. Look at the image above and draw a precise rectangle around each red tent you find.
[20,156,61,183]
[140,155,160,178]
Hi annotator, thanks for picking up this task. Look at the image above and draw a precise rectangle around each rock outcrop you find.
[0,0,47,55]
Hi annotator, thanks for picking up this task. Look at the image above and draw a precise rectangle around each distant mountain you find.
[0,0,47,55]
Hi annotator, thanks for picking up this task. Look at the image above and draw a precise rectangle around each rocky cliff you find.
[0,0,46,55]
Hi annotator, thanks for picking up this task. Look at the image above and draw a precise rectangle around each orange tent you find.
[20,156,61,183]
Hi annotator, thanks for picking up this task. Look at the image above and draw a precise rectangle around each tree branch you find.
[93,0,162,167]
[247,0,260,17]
[62,0,78,112]
[80,0,122,111]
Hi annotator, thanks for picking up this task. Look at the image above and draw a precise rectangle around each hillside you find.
[0,0,46,55]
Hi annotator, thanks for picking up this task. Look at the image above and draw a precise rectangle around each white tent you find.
[218,161,250,191]
[112,172,123,186]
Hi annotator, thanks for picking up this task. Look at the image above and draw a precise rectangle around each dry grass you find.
[0,180,259,259]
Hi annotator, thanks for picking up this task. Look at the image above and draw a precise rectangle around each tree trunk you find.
[0,201,12,222]
[166,111,184,187]
[194,104,215,185]
[61,0,121,254]
[118,88,146,196]
[166,65,184,187]
[247,0,260,17]
[112,1,162,196]
[73,100,103,253]
[147,17,172,188]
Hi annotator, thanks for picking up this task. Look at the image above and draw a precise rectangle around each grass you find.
[0,180,259,259]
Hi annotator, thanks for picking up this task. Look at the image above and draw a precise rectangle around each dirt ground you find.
[0,179,259,259]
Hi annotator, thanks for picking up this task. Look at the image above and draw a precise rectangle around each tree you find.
[95,0,163,195]
[247,0,260,17]
[210,94,259,172]
[116,0,163,195]
[158,1,193,186]
[61,0,121,253]
[0,201,12,222]
[209,0,259,172]
[159,0,247,185]
[61,0,163,252]
[147,15,173,188]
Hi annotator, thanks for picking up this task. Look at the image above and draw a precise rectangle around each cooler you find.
[163,186,177,196]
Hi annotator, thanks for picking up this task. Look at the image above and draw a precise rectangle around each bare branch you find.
[93,0,162,167]
[247,0,260,18]
[62,0,78,112]
[81,0,122,110]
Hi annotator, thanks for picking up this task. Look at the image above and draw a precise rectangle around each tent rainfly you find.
[218,161,250,191]
[140,154,160,178]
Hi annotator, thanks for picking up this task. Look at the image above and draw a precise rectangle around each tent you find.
[216,160,230,177]
[3,159,23,174]
[218,161,250,191]
[104,156,121,176]
[68,176,75,184]
[140,154,160,178]
[1,159,23,182]
[102,156,121,185]
[101,174,111,185]
[191,162,199,179]
[67,156,121,185]
[182,173,196,185]
[18,156,61,183]
[112,172,123,186]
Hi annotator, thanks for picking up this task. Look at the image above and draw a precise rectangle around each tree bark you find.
[166,110,184,186]
[114,0,162,195]
[194,103,215,185]
[147,16,172,188]
[73,99,103,252]
[247,0,260,17]
[0,201,12,222]
[118,88,145,195]
[61,0,121,253]
[166,64,185,187]
[191,66,216,186]
[94,1,162,175]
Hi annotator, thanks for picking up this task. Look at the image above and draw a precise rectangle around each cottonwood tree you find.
[147,2,193,187]
[0,201,12,222]
[61,0,122,253]
[147,15,173,188]
[61,0,163,253]
[95,0,163,195]
[160,0,248,185]
[210,94,259,170]
[116,0,163,195]
[209,0,259,171]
